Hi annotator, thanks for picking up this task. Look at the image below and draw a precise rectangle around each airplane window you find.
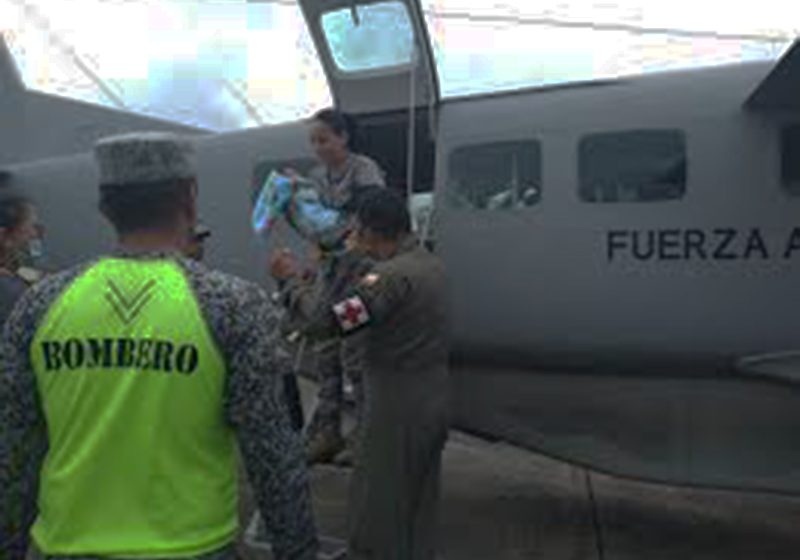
[579,130,686,203]
[0,0,332,131]
[321,2,415,74]
[447,141,542,210]
[781,125,800,196]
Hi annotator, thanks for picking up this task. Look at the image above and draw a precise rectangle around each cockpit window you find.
[579,130,687,203]
[321,2,415,74]
[782,125,800,196]
[447,141,542,210]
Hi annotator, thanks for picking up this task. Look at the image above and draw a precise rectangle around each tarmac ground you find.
[237,379,800,560]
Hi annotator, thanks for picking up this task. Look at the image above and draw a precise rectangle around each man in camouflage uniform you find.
[280,183,381,465]
[0,132,317,560]
[304,248,372,464]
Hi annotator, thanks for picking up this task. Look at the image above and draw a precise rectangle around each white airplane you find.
[2,0,800,496]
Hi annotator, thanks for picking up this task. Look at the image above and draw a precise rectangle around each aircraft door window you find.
[321,2,415,74]
[781,125,800,196]
[447,141,542,210]
[579,130,687,203]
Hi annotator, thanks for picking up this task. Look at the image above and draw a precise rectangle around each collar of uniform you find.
[397,234,419,255]
[110,247,186,261]
[326,153,355,184]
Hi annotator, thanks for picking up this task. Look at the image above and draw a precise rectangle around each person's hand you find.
[282,167,300,192]
[345,227,370,256]
[298,245,323,281]
[269,248,299,281]
[308,244,324,265]
[344,229,359,252]
[281,168,301,222]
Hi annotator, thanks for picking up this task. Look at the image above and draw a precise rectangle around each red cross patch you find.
[333,296,371,333]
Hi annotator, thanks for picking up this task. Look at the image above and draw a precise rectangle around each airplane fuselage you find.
[5,57,800,495]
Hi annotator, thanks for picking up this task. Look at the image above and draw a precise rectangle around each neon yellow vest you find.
[30,258,237,558]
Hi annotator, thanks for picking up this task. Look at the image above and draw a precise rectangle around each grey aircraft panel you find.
[429,45,800,494]
[435,60,800,366]
[0,89,207,166]
[452,365,800,496]
[438,60,776,132]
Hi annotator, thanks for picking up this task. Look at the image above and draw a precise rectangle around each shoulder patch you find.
[332,295,371,333]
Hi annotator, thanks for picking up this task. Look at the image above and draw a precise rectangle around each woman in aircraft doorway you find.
[291,108,386,464]
[0,188,44,326]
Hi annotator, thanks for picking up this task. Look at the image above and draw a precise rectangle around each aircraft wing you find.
[746,38,800,111]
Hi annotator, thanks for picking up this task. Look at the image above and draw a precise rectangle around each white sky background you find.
[1,0,797,130]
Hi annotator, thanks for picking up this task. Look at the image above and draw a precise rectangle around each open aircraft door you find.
[295,0,441,233]
[296,0,440,115]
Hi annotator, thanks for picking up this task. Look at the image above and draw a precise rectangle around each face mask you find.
[16,238,44,267]
[27,238,44,259]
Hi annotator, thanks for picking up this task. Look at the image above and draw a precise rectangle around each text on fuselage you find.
[607,228,800,262]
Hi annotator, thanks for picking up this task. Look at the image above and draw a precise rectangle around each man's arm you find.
[223,282,318,560]
[0,294,48,560]
[300,266,412,339]
[277,275,320,324]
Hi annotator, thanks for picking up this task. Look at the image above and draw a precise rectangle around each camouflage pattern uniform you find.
[302,155,384,460]
[1,131,317,560]
[0,251,318,560]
